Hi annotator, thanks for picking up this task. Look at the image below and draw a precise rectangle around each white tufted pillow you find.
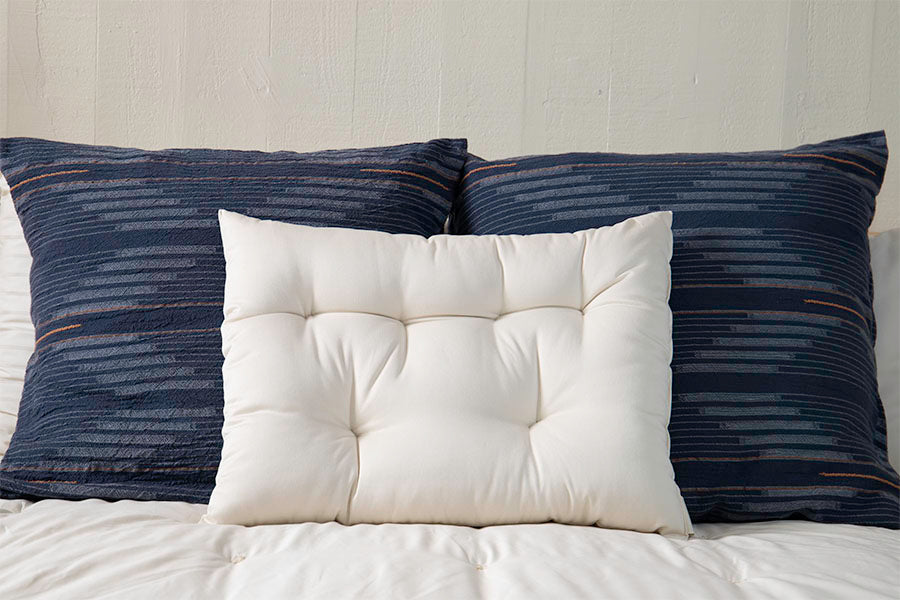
[205,210,692,535]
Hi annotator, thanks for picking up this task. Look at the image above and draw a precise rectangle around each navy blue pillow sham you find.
[453,132,899,528]
[0,137,467,503]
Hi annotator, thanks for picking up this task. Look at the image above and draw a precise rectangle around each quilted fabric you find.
[206,210,691,534]
[2,499,899,600]
[452,131,900,528]
[0,137,467,503]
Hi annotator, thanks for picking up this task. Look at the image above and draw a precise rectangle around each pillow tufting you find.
[205,209,692,535]
[0,137,467,503]
[452,132,899,528]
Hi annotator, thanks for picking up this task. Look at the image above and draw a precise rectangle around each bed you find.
[1,136,898,600]
[1,498,898,599]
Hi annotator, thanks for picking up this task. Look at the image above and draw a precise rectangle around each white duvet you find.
[1,498,897,600]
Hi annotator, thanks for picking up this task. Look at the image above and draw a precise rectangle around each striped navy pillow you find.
[452,131,899,528]
[0,137,467,503]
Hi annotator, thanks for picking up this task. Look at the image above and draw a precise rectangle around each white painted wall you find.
[0,0,7,135]
[1,0,897,230]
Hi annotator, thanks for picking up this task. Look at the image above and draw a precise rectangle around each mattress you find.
[1,498,897,600]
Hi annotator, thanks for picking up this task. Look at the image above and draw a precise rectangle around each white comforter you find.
[1,499,897,600]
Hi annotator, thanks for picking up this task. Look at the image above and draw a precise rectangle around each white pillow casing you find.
[206,209,692,536]
[871,230,900,469]
[0,173,34,459]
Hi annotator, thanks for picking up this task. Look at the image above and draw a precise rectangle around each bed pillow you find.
[452,131,899,528]
[872,230,900,470]
[205,210,691,535]
[0,175,33,459]
[0,137,467,503]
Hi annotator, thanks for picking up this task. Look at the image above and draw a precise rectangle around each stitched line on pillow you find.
[8,169,90,192]
[802,299,867,323]
[26,480,78,484]
[671,456,885,467]
[672,309,865,333]
[680,485,891,494]
[4,159,453,179]
[818,473,900,490]
[460,158,877,192]
[461,162,518,180]
[38,302,225,327]
[673,283,862,302]
[782,153,877,176]
[1,466,219,472]
[359,169,449,191]
[34,327,219,353]
[33,323,82,346]
[11,176,443,204]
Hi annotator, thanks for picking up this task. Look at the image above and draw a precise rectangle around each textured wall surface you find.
[1,0,897,230]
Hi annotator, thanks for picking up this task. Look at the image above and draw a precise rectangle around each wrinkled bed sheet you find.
[1,499,898,599]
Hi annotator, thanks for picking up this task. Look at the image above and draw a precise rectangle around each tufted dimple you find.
[208,210,690,534]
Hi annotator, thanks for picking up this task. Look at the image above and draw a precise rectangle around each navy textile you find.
[0,137,467,502]
[452,132,899,528]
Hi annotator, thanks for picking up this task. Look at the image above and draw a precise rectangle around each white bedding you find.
[1,498,897,600]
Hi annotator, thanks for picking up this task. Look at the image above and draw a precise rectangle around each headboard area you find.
[0,0,896,231]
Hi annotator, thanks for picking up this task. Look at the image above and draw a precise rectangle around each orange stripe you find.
[26,480,78,484]
[34,323,82,346]
[35,327,219,353]
[819,472,900,490]
[9,169,90,192]
[803,298,866,323]
[359,168,449,191]
[462,162,518,180]
[783,153,877,176]
[40,302,224,327]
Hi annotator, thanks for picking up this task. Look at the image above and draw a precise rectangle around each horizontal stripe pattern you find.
[453,131,899,528]
[0,137,467,503]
